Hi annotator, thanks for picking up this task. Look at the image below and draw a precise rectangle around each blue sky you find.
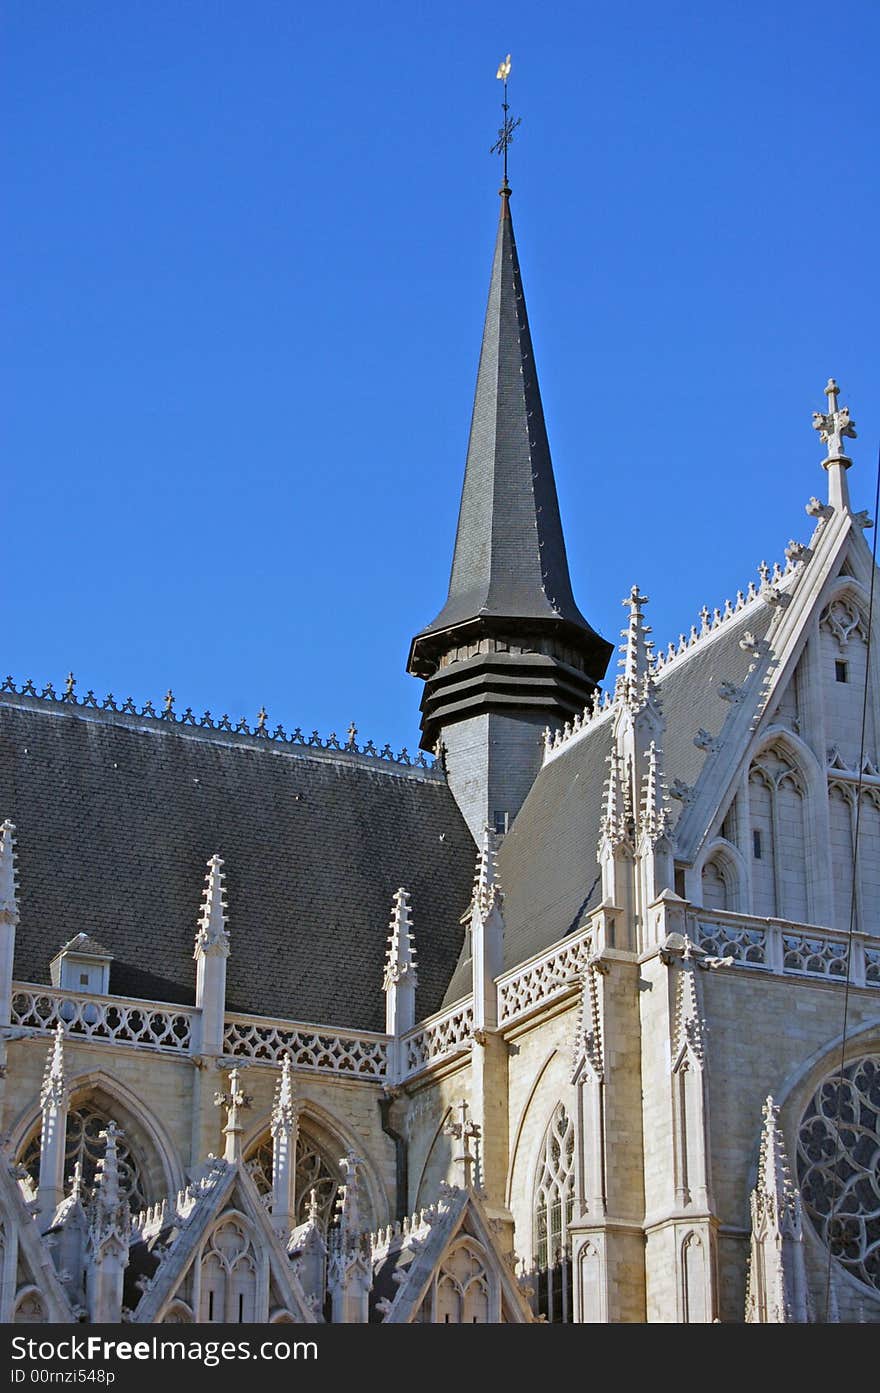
[4,2,879,753]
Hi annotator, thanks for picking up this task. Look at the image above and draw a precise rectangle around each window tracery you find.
[796,1054,880,1295]
[533,1103,575,1323]
[245,1130,340,1232]
[18,1103,148,1211]
[198,1218,258,1324]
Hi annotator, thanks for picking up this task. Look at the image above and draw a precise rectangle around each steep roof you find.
[465,598,779,980]
[0,696,475,1031]
[409,188,608,662]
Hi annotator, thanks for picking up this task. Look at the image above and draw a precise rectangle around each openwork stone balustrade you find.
[693,912,880,987]
[10,986,196,1052]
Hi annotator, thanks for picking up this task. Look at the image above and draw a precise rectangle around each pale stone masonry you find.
[0,170,878,1326]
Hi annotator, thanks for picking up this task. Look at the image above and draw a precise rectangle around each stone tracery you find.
[796,1055,880,1295]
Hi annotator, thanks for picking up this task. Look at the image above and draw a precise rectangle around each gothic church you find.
[1,170,878,1325]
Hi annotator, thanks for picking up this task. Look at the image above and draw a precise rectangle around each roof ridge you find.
[0,674,438,776]
[651,542,809,677]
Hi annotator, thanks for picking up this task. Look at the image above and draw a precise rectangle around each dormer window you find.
[49,933,113,995]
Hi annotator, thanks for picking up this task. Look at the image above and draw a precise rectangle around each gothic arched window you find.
[533,1103,575,1323]
[245,1128,341,1233]
[748,745,808,921]
[18,1102,149,1211]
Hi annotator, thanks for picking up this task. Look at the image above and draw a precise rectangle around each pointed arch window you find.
[747,744,809,921]
[18,1102,149,1211]
[533,1103,575,1323]
[245,1128,341,1233]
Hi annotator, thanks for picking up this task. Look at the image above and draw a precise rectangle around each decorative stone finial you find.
[383,888,418,993]
[337,1152,366,1240]
[640,741,672,843]
[813,378,857,462]
[444,1099,480,1189]
[40,1023,68,1111]
[271,1055,298,1139]
[745,1095,810,1322]
[0,820,19,928]
[307,1187,320,1226]
[194,854,229,959]
[474,827,502,919]
[214,1068,252,1163]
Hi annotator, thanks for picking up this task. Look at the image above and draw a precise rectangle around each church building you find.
[0,155,878,1324]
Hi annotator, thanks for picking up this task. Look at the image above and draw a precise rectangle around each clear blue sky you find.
[4,2,879,752]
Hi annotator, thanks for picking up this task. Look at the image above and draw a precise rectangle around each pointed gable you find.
[127,1160,317,1324]
[370,1186,533,1323]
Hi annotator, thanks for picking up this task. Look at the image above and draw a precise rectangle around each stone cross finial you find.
[163,689,174,713]
[347,722,358,749]
[256,705,268,732]
[214,1068,252,1162]
[813,378,857,462]
[444,1098,480,1189]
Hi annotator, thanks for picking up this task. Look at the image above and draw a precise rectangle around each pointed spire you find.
[754,1096,801,1237]
[270,1056,299,1239]
[473,826,502,919]
[382,888,418,993]
[745,1096,810,1323]
[40,1023,68,1111]
[337,1152,365,1241]
[407,189,612,774]
[383,888,418,1059]
[571,964,604,1082]
[599,750,629,848]
[86,1122,130,1324]
[37,1023,70,1225]
[410,193,604,649]
[271,1054,298,1139]
[328,1154,372,1323]
[0,820,19,927]
[618,586,655,709]
[194,854,229,959]
[672,968,704,1068]
[640,740,672,842]
[93,1121,124,1219]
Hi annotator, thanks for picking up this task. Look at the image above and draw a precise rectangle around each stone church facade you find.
[0,177,878,1325]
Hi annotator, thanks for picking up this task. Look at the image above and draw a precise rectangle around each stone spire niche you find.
[408,185,612,840]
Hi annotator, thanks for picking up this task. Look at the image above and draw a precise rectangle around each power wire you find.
[823,437,880,1323]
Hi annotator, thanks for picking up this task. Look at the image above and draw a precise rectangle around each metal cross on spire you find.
[490,53,521,190]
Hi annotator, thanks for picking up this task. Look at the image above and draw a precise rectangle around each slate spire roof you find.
[409,186,609,669]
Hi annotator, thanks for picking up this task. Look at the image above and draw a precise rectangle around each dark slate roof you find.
[441,601,779,1000]
[0,698,475,1032]
[411,190,603,647]
[658,603,775,794]
[54,932,114,959]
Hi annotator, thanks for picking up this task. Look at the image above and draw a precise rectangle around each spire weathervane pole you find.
[490,53,521,191]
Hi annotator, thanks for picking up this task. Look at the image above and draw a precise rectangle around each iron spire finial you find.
[490,53,521,192]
